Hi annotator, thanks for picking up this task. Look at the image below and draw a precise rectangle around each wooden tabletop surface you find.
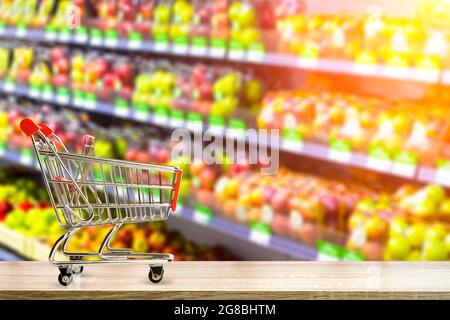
[1,261,450,299]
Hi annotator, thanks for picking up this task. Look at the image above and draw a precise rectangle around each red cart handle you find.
[170,169,183,212]
[38,123,53,137]
[20,118,40,137]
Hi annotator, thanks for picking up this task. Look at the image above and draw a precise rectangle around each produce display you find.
[257,89,450,166]
[0,42,262,118]
[1,0,450,71]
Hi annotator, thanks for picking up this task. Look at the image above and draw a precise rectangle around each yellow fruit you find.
[407,223,426,248]
[385,237,410,260]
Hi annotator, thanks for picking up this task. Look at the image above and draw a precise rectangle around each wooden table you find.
[1,261,450,299]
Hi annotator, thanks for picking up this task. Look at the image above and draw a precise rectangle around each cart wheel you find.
[73,266,84,274]
[148,266,164,284]
[58,271,73,286]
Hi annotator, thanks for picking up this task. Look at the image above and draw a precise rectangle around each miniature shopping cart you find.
[20,118,182,286]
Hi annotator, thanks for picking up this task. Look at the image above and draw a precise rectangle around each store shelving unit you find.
[0,26,446,85]
[0,147,317,261]
[1,79,448,188]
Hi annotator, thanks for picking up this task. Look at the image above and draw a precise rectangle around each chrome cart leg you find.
[98,224,128,259]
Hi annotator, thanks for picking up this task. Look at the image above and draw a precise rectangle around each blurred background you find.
[1,0,450,262]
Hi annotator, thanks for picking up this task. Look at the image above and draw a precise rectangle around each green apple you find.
[407,223,426,248]
[423,239,448,261]
[389,216,408,237]
[424,184,446,204]
[426,224,447,241]
[386,236,410,260]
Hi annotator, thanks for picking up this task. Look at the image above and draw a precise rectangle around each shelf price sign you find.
[228,41,245,60]
[0,141,6,156]
[20,148,33,166]
[0,22,5,34]
[45,26,57,41]
[58,27,72,42]
[226,118,246,138]
[209,38,226,58]
[392,150,417,177]
[83,92,97,110]
[134,102,149,121]
[56,87,70,104]
[170,109,184,128]
[3,78,15,92]
[317,240,342,261]
[72,90,85,107]
[341,249,364,261]
[193,203,213,225]
[366,145,393,172]
[153,34,169,52]
[104,30,119,48]
[172,36,189,55]
[153,106,169,126]
[191,36,208,56]
[41,84,54,101]
[74,27,88,43]
[28,84,42,98]
[328,138,351,163]
[282,129,303,153]
[89,28,103,46]
[247,42,265,63]
[249,221,271,246]
[186,112,203,132]
[128,32,143,50]
[208,115,225,135]
[15,23,27,37]
[114,99,130,117]
[435,159,450,187]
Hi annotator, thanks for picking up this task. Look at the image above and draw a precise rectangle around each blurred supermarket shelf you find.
[0,223,50,261]
[0,26,445,85]
[0,247,23,261]
[1,80,449,188]
[0,148,317,261]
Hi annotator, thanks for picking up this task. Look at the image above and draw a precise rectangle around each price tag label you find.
[170,110,184,128]
[186,112,203,132]
[193,204,212,225]
[41,85,54,101]
[20,148,33,166]
[353,63,377,75]
[74,28,88,43]
[114,99,130,117]
[228,41,245,60]
[73,91,85,107]
[4,80,15,92]
[172,37,189,54]
[16,26,27,38]
[246,42,265,62]
[0,23,5,34]
[282,129,303,153]
[127,32,143,50]
[248,221,271,246]
[90,29,103,46]
[104,31,119,47]
[83,93,97,110]
[317,240,342,261]
[392,151,417,177]
[208,116,225,135]
[134,103,149,121]
[298,58,319,69]
[226,118,247,138]
[0,142,6,156]
[328,139,351,163]
[45,26,57,41]
[153,35,169,52]
[366,146,393,172]
[190,36,208,56]
[59,28,71,42]
[435,160,450,187]
[209,39,226,58]
[382,66,410,79]
[153,107,169,126]
[29,85,42,98]
[56,88,70,104]
[412,69,439,83]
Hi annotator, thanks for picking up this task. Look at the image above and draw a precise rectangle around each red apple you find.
[272,213,288,236]
[271,191,289,212]
[299,222,317,246]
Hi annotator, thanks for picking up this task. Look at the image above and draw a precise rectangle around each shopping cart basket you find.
[20,118,183,286]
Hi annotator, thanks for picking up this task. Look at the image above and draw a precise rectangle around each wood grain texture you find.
[1,261,450,299]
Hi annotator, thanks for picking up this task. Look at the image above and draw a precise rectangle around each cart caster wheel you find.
[73,266,84,274]
[149,266,164,284]
[58,272,73,286]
